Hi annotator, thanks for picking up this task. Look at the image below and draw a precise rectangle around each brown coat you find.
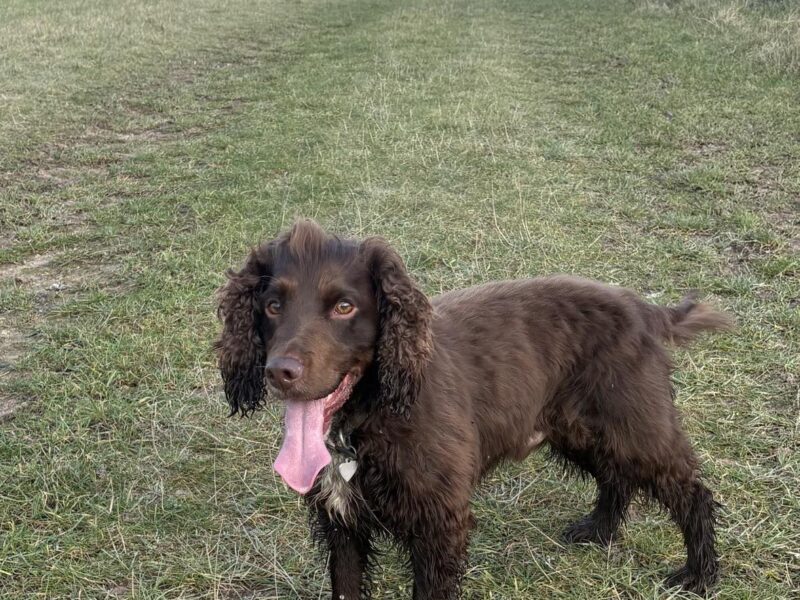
[216,220,732,599]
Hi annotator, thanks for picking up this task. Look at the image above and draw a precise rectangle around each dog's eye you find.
[266,300,282,316]
[333,300,355,316]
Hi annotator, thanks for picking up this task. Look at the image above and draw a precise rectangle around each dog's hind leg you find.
[563,470,633,546]
[557,447,633,546]
[648,466,720,595]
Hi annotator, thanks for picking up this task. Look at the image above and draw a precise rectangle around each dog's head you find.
[214,220,432,492]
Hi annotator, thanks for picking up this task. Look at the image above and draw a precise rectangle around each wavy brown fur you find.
[214,246,272,416]
[216,220,733,598]
[361,236,433,417]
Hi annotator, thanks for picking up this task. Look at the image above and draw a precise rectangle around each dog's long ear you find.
[360,237,433,417]
[214,244,274,416]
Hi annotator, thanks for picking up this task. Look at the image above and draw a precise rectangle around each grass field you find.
[1,0,798,597]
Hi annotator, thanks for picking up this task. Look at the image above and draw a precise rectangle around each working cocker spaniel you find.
[215,220,732,598]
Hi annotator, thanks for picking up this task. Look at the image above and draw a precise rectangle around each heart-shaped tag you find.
[338,459,357,482]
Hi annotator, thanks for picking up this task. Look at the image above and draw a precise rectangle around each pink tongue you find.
[273,398,331,494]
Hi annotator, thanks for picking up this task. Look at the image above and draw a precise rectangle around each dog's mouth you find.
[273,371,359,495]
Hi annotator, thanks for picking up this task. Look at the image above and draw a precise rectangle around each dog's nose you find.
[266,356,304,389]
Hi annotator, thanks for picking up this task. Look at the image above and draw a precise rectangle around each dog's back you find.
[428,276,732,472]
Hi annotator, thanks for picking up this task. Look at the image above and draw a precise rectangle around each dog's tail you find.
[644,296,734,346]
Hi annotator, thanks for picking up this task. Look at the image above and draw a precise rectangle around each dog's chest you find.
[318,453,358,522]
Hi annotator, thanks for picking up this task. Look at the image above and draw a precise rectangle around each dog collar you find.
[328,404,369,459]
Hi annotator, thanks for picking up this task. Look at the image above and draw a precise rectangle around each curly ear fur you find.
[361,237,433,417]
[214,245,273,416]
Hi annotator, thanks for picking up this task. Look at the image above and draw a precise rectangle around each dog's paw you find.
[561,516,614,546]
[664,565,716,596]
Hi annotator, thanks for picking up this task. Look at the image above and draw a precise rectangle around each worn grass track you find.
[0,0,797,597]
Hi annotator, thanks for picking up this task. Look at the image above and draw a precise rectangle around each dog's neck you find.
[328,378,373,458]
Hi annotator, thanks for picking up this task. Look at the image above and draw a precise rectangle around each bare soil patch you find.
[0,321,27,423]
[686,140,729,159]
[0,324,27,367]
[1,251,124,422]
[763,207,800,252]
[0,396,22,423]
[1,251,121,295]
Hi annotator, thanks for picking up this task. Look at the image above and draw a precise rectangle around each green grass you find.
[1,0,798,597]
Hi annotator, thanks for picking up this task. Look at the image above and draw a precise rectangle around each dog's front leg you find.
[313,508,372,599]
[409,509,472,600]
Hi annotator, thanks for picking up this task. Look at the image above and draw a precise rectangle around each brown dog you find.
[215,220,732,598]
